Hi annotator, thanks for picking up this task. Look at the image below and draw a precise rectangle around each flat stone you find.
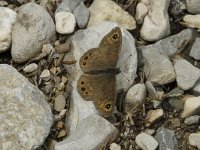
[174,59,200,90]
[184,115,200,125]
[135,3,148,24]
[189,133,200,149]
[0,64,53,149]
[124,83,146,112]
[23,63,38,73]
[141,47,176,85]
[140,0,171,41]
[40,69,51,81]
[135,132,158,150]
[63,22,137,134]
[186,0,200,14]
[73,2,89,28]
[181,14,200,29]
[0,7,16,52]
[55,115,118,150]
[146,109,163,127]
[54,94,66,112]
[11,2,56,63]
[87,0,136,30]
[55,11,76,34]
[154,127,178,150]
[189,37,200,60]
[181,96,200,118]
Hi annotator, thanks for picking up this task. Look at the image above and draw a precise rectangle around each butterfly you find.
[77,27,122,117]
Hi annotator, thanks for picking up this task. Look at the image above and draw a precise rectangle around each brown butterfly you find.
[77,27,122,117]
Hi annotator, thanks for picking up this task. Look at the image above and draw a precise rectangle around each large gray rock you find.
[11,2,56,63]
[189,37,200,60]
[63,22,137,134]
[55,115,118,150]
[140,0,171,41]
[174,59,200,90]
[154,127,178,150]
[0,64,53,149]
[186,0,200,14]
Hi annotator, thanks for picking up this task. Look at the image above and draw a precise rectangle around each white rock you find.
[181,96,200,118]
[124,83,146,112]
[189,37,200,60]
[0,7,17,52]
[139,0,150,5]
[23,63,38,73]
[55,11,76,34]
[186,0,200,14]
[135,3,148,24]
[63,22,137,134]
[135,132,158,150]
[145,129,155,135]
[189,133,200,149]
[54,94,66,112]
[146,109,163,126]
[184,115,200,125]
[40,69,51,81]
[174,59,200,90]
[109,143,121,150]
[181,14,200,29]
[87,0,136,30]
[0,64,53,149]
[55,115,118,150]
[140,0,171,42]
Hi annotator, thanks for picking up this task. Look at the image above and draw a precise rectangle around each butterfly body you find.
[77,27,122,117]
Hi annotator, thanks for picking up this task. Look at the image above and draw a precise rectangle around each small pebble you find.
[42,44,55,54]
[146,109,164,127]
[23,63,38,73]
[109,143,121,150]
[40,69,51,81]
[54,94,66,112]
[184,115,200,125]
[57,129,67,138]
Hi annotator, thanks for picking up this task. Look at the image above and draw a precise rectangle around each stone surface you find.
[168,97,184,112]
[135,132,158,150]
[54,94,66,112]
[124,83,146,112]
[189,133,200,149]
[174,59,200,90]
[0,64,53,149]
[23,63,38,73]
[55,11,76,34]
[184,115,200,125]
[55,115,118,150]
[181,14,200,29]
[0,7,17,52]
[40,69,51,81]
[11,2,56,63]
[146,109,163,127]
[186,0,200,14]
[141,47,176,85]
[56,0,83,12]
[181,96,200,118]
[73,2,89,28]
[138,29,195,59]
[87,0,136,30]
[140,0,171,41]
[169,0,186,20]
[135,3,148,24]
[109,143,121,150]
[63,22,137,134]
[146,81,159,99]
[193,80,200,95]
[154,127,178,150]
[189,37,200,60]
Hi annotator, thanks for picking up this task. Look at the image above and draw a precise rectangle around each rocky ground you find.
[1,0,200,149]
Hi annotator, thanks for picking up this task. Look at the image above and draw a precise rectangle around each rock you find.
[0,1,8,6]
[124,83,146,112]
[146,81,159,99]
[154,127,178,150]
[109,143,121,150]
[181,96,200,118]
[181,14,200,29]
[56,0,83,12]
[169,0,186,20]
[73,2,89,28]
[146,109,163,127]
[165,87,184,98]
[189,37,200,60]
[135,133,158,150]
[168,97,184,112]
[42,44,55,54]
[40,69,51,81]
[57,129,67,138]
[11,2,56,63]
[0,7,17,52]
[55,11,76,34]
[135,3,148,24]
[145,129,156,136]
[140,0,171,41]
[63,22,137,134]
[153,100,161,108]
[186,0,200,14]
[189,133,200,149]
[87,0,136,30]
[0,64,53,149]
[141,47,176,85]
[55,115,118,150]
[138,28,195,58]
[23,63,38,73]
[193,80,200,95]
[184,115,200,125]
[174,59,200,90]
[54,94,66,112]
